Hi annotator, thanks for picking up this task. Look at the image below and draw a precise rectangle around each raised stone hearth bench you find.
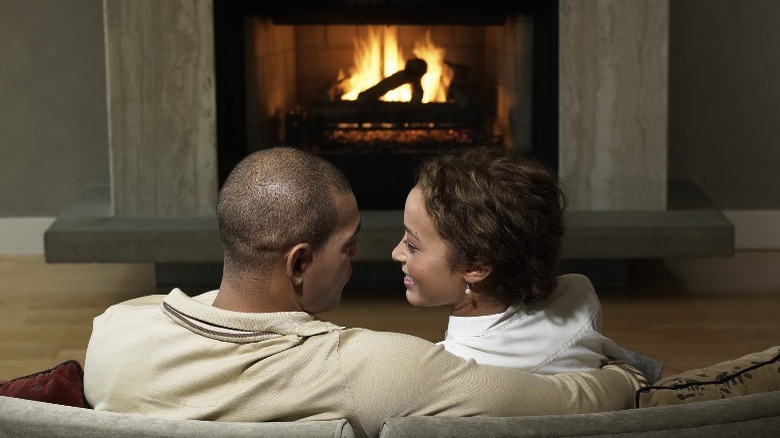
[44,180,733,285]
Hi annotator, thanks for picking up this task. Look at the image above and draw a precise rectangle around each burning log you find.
[356,58,427,104]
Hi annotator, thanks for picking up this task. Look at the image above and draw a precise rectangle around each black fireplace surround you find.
[213,0,559,209]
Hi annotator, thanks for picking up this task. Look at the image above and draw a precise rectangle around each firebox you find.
[214,1,558,209]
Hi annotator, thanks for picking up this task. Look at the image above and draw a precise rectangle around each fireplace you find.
[46,0,735,281]
[214,1,558,209]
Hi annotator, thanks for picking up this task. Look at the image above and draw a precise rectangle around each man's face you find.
[301,191,361,313]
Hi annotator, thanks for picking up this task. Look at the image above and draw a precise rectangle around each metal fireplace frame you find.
[213,0,560,192]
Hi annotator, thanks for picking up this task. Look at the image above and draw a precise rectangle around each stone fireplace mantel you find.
[44,0,733,282]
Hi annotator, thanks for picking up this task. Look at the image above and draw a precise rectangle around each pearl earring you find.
[465,283,472,295]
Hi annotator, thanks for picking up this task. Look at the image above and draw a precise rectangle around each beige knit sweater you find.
[85,289,644,438]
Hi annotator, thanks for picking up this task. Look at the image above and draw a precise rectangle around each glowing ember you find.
[327,128,475,145]
[337,26,452,103]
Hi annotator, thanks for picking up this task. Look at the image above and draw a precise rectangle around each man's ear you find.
[286,243,313,286]
[463,264,492,285]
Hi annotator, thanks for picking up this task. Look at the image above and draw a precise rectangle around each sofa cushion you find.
[0,360,90,408]
[636,345,780,408]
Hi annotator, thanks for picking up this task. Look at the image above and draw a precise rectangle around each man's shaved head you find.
[217,147,352,277]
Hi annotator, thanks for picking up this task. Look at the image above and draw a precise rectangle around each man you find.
[84,147,644,438]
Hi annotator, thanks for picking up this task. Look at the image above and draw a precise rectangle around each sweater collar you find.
[162,288,343,343]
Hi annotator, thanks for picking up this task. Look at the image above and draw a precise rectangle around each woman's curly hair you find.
[415,147,567,305]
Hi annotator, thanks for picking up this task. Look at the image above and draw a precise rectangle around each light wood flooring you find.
[2,252,779,381]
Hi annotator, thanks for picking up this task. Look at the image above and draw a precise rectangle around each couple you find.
[84,147,648,438]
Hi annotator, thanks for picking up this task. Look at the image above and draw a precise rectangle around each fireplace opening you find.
[214,1,558,209]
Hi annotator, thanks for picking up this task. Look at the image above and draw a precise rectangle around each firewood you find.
[356,58,428,104]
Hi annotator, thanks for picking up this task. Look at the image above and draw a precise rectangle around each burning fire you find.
[337,26,451,103]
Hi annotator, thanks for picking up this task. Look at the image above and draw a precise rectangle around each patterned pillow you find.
[636,346,780,408]
[0,360,90,408]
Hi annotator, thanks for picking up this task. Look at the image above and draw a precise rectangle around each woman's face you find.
[391,186,467,309]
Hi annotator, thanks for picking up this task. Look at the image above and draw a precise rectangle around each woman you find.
[392,147,669,379]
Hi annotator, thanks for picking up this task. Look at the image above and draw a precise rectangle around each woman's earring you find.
[465,283,472,295]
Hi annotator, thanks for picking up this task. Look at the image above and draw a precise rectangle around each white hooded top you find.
[439,274,621,374]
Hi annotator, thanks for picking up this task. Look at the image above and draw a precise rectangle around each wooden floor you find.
[2,252,779,381]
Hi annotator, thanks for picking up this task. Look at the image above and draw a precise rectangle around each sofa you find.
[2,391,779,438]
[1,346,779,438]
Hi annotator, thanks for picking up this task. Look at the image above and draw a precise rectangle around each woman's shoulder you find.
[533,274,601,312]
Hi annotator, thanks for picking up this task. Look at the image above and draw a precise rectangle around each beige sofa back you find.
[0,395,353,438]
[379,390,780,438]
[3,391,780,438]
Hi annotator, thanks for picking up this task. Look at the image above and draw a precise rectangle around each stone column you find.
[104,0,217,216]
[559,0,668,211]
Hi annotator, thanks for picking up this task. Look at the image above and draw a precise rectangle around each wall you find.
[669,0,780,208]
[669,0,780,247]
[0,0,108,214]
[0,0,108,252]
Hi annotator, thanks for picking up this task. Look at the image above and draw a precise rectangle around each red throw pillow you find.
[0,360,90,408]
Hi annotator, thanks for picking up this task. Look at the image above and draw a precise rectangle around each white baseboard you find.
[0,217,56,255]
[723,210,780,250]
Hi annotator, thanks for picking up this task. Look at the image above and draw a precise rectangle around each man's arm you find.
[609,347,667,383]
[337,329,644,437]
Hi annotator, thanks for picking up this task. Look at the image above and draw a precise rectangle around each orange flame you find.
[338,26,451,103]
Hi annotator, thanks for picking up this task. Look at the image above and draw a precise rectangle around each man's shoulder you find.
[96,294,165,318]
[94,294,169,329]
[338,327,433,341]
[103,289,208,314]
[338,328,444,362]
[112,294,166,307]
[336,327,441,356]
[332,328,466,390]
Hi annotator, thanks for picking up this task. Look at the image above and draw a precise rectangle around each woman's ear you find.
[286,243,312,286]
[463,264,492,285]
